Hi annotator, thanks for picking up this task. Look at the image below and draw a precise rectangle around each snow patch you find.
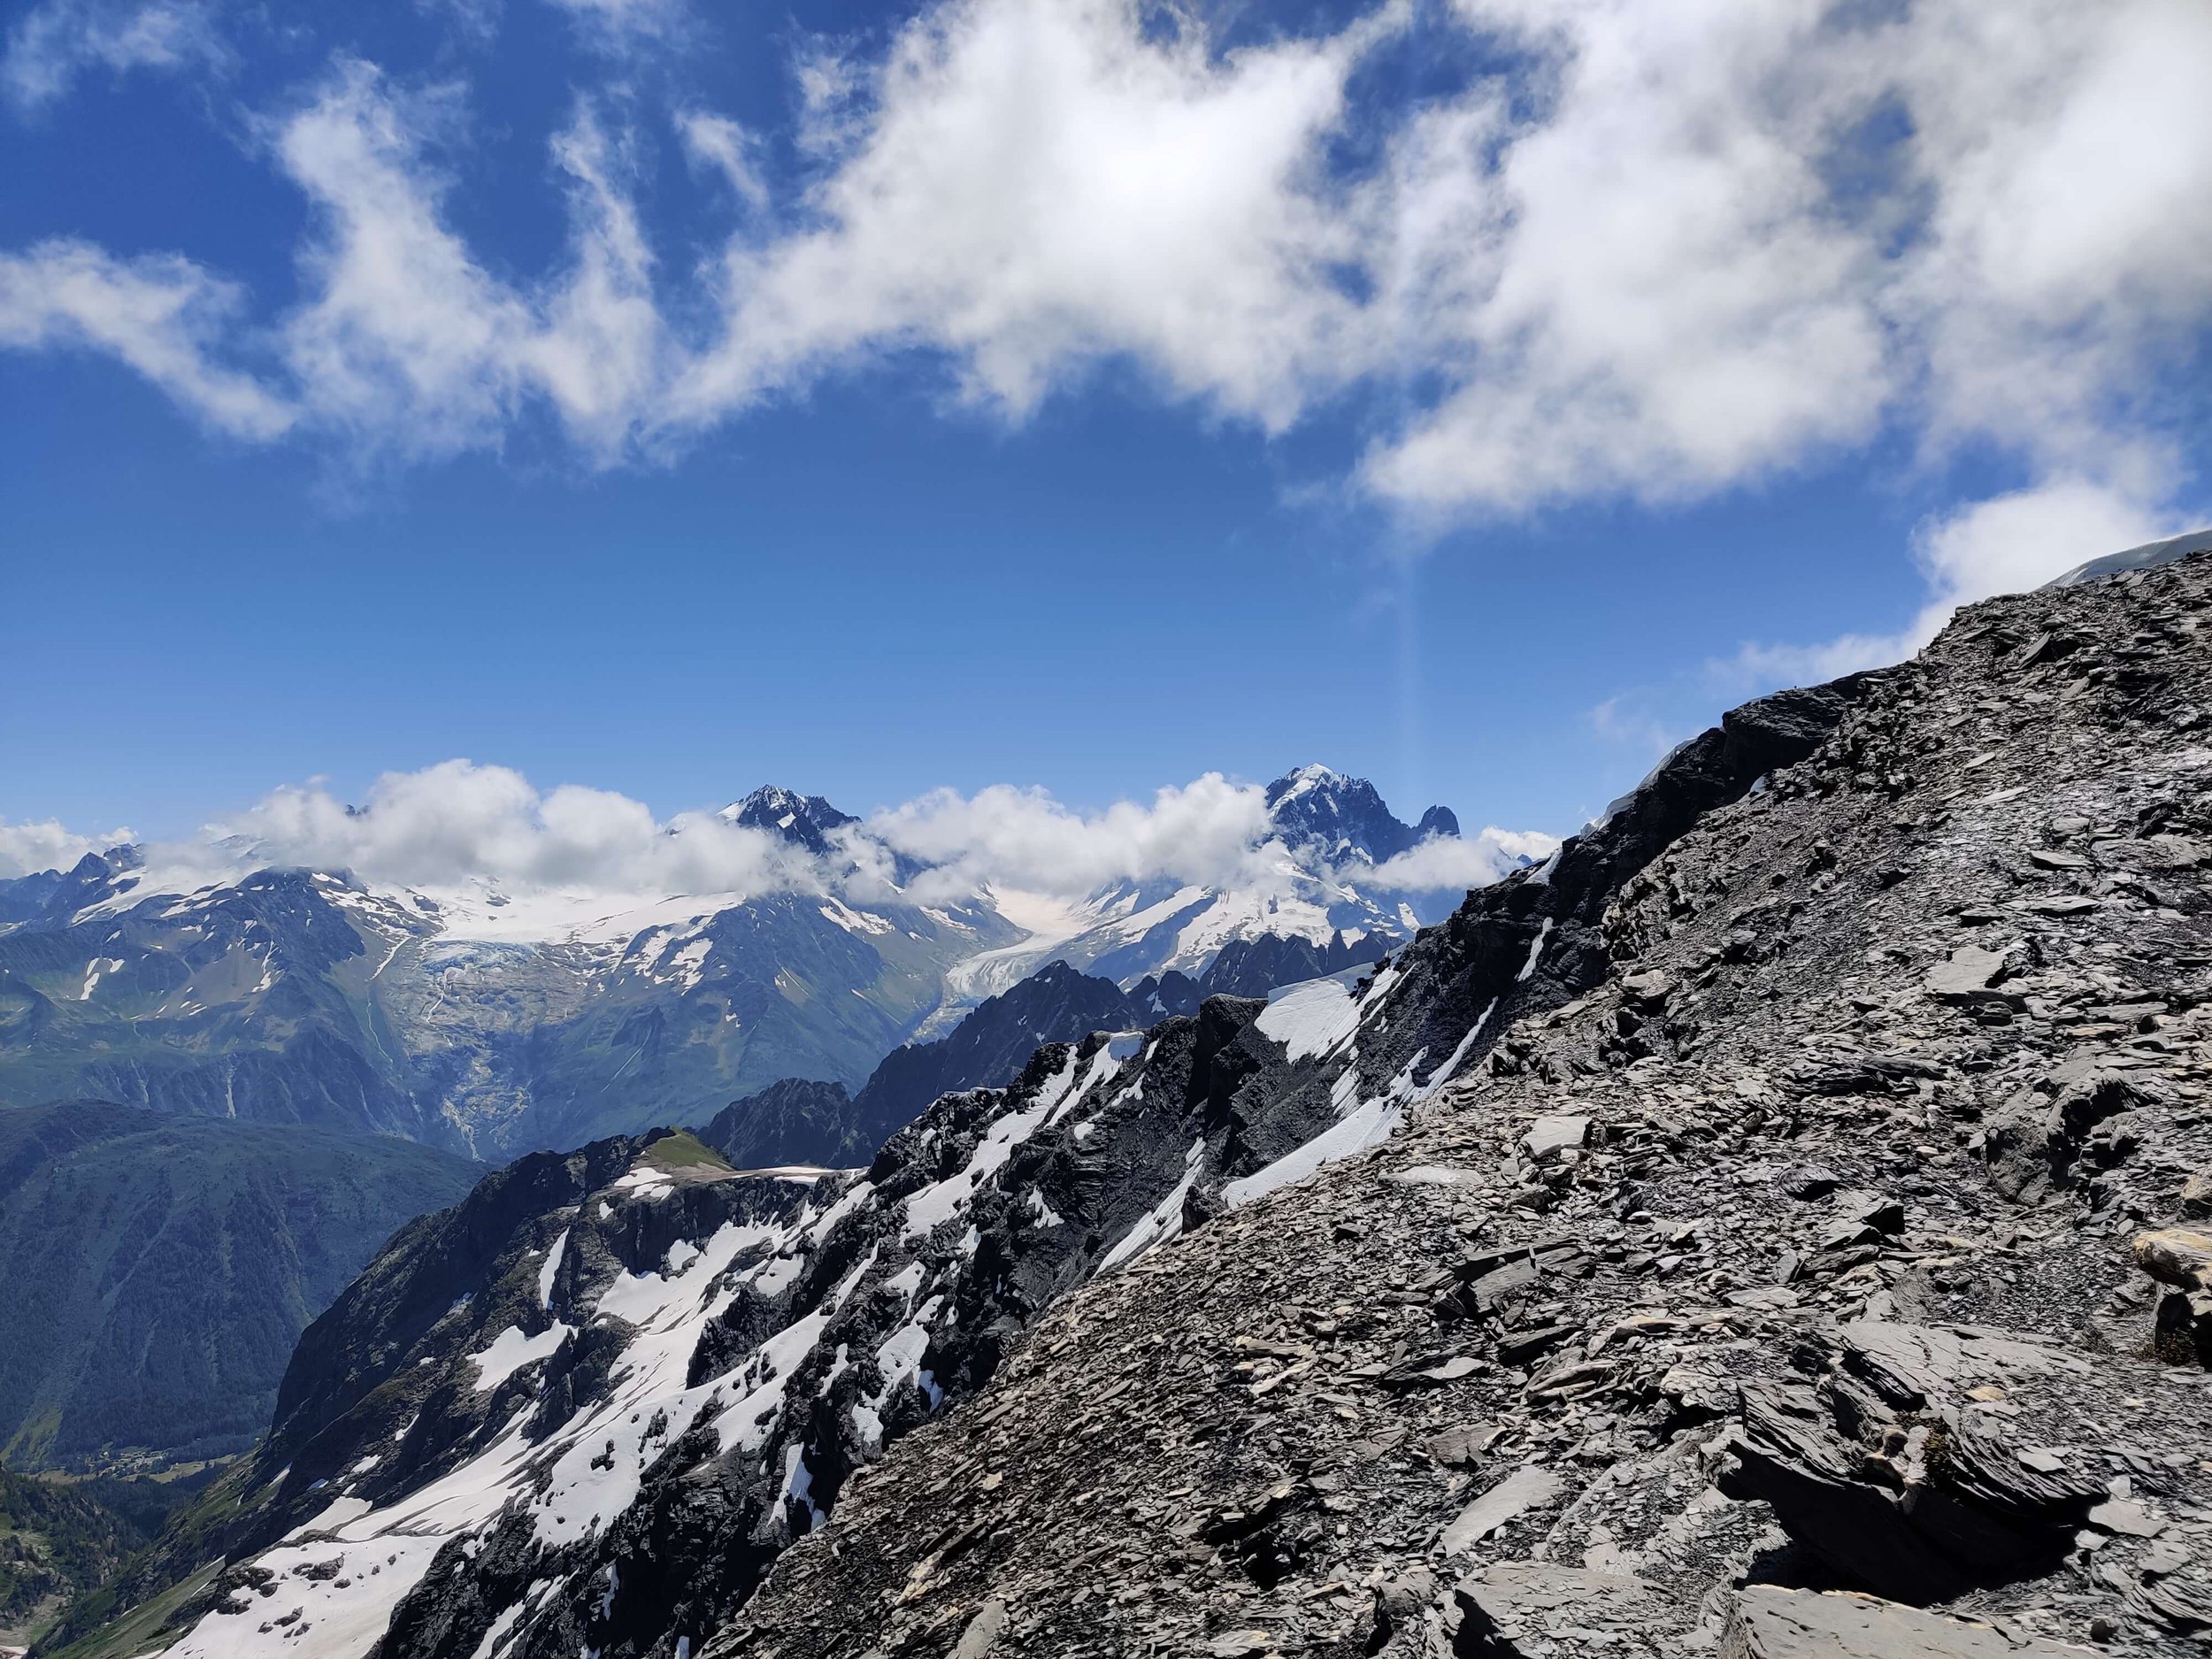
[470,1324,572,1392]
[1222,1100,1401,1209]
[538,1230,568,1311]
[1098,1140,1205,1272]
[1255,972,1363,1062]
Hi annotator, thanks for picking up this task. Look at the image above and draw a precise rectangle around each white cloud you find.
[1909,479,2177,622]
[541,0,689,53]
[0,239,294,437]
[1717,477,2183,688]
[220,761,819,897]
[1892,0,2212,482]
[1360,0,1889,515]
[1,0,2208,557]
[678,111,769,216]
[0,817,132,879]
[273,63,666,463]
[1368,827,1556,892]
[863,774,1280,902]
[3,0,225,112]
[672,0,1383,427]
[17,761,1525,913]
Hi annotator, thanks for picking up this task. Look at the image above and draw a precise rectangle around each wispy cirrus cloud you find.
[541,0,692,53]
[0,238,293,436]
[3,0,227,111]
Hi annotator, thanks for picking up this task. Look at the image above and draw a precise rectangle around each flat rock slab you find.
[949,1598,1007,1658]
[1524,1115,1592,1158]
[1454,1562,1679,1655]
[1382,1164,1486,1187]
[1839,1321,2089,1408]
[2135,1227,2212,1291]
[1925,947,2008,999]
[1440,1464,1565,1555]
[1721,1586,2093,1657]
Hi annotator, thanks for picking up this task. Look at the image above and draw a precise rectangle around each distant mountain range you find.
[0,769,1506,1159]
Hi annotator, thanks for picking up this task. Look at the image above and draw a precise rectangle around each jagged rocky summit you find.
[89,549,2212,1659]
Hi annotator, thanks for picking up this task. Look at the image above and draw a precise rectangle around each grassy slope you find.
[32,1465,250,1659]
[0,1468,143,1647]
[0,1102,479,1471]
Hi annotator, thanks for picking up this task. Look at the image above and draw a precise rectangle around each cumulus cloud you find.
[14,761,1527,913]
[0,816,133,879]
[1891,1,2212,482]
[862,774,1280,903]
[1367,828,1556,893]
[1,0,2208,555]
[1360,0,1889,515]
[1717,477,2185,688]
[217,761,818,897]
[3,0,225,112]
[672,0,1381,426]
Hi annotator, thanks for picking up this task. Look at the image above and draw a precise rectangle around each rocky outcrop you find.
[702,947,1394,1169]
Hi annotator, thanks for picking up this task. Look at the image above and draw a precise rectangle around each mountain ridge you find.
[697,936,1394,1169]
[60,621,1887,1657]
[80,547,2212,1659]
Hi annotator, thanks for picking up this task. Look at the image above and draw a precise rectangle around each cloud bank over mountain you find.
[0,761,1548,910]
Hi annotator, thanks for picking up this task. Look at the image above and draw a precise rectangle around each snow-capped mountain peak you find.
[1262,764,1455,865]
[719,786,860,856]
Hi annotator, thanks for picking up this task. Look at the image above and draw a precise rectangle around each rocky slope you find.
[81,553,2212,1659]
[0,1103,478,1471]
[697,946,1386,1169]
[699,961,1164,1170]
[75,597,1874,1655]
[1,1468,142,1646]
[727,552,2212,1656]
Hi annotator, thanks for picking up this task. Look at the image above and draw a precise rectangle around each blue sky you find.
[4,0,2208,871]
